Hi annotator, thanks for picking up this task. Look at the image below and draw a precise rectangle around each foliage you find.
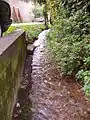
[32,0,49,28]
[4,24,45,43]
[47,0,90,96]
[76,70,90,96]
[31,0,46,4]
[33,4,44,18]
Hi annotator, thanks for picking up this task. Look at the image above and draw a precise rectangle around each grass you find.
[4,24,45,43]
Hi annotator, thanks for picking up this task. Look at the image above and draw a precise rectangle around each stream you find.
[13,29,90,120]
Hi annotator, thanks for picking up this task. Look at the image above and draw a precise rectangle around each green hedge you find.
[47,0,90,97]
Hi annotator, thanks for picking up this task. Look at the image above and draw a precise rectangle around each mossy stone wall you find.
[0,30,26,120]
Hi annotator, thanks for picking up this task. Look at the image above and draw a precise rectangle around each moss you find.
[0,32,26,120]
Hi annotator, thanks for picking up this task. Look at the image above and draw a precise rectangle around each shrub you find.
[47,0,90,96]
[4,24,45,43]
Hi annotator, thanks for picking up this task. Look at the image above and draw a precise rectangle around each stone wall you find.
[0,30,26,120]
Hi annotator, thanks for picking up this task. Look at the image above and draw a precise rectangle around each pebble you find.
[16,103,20,108]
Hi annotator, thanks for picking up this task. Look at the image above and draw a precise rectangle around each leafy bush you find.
[47,0,90,96]
[4,24,45,43]
[76,70,90,96]
[33,4,44,18]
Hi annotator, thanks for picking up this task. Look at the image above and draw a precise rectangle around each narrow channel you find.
[12,29,90,120]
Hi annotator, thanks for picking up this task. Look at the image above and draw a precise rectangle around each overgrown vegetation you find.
[4,24,45,43]
[47,0,90,96]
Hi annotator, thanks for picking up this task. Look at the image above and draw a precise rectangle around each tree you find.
[19,0,49,28]
[32,0,49,29]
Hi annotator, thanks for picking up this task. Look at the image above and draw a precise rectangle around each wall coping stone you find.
[0,29,25,56]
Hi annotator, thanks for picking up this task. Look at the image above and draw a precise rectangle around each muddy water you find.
[29,30,90,120]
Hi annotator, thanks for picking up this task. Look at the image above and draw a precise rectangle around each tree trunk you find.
[43,4,48,29]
